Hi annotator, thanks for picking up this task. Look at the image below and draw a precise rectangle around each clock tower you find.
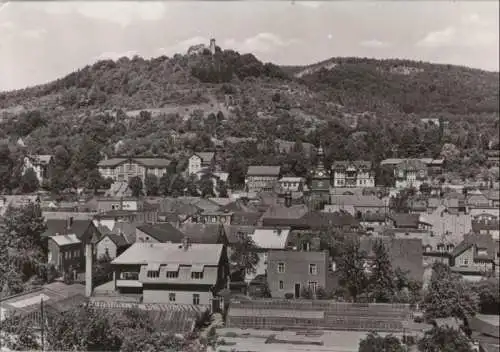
[309,146,330,210]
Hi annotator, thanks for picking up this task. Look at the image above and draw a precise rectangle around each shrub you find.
[284,293,294,299]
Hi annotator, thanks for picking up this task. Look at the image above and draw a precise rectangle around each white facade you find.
[188,155,203,175]
[23,155,52,183]
[333,168,375,188]
[278,177,304,192]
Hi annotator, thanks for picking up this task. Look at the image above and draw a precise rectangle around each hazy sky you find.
[0,1,498,91]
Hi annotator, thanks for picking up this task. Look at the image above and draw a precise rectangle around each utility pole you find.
[40,298,45,351]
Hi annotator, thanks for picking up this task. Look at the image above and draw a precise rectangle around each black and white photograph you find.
[0,1,499,351]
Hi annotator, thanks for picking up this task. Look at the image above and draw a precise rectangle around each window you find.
[279,280,284,290]
[462,258,469,266]
[166,271,179,278]
[308,281,318,293]
[193,294,200,305]
[169,293,176,302]
[309,264,318,275]
[147,270,160,278]
[191,272,204,279]
[105,248,109,256]
[120,272,139,280]
[277,262,285,273]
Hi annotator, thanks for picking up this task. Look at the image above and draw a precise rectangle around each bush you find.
[315,286,332,300]
[284,293,294,300]
[300,287,313,299]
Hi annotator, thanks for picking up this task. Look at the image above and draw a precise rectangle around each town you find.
[0,2,499,351]
[1,141,499,351]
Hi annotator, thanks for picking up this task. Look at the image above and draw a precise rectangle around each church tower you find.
[309,146,330,210]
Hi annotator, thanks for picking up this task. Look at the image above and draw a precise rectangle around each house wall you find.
[99,162,167,182]
[454,247,492,272]
[246,176,279,192]
[48,239,84,273]
[96,237,118,259]
[97,200,139,212]
[188,155,202,175]
[114,264,142,291]
[267,251,329,298]
[143,285,213,305]
[333,170,375,188]
[470,207,500,218]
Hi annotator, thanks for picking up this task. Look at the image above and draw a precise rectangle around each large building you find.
[245,166,281,193]
[187,152,216,176]
[331,161,375,188]
[23,154,53,183]
[393,159,429,189]
[98,157,170,182]
[111,241,229,306]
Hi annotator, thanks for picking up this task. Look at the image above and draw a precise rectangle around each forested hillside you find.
[0,48,498,194]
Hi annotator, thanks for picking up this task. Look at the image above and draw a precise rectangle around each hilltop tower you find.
[209,38,216,55]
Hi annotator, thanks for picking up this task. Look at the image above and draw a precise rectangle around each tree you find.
[69,137,102,187]
[0,143,13,192]
[358,332,405,352]
[1,204,47,296]
[216,179,228,197]
[368,240,396,303]
[419,182,431,196]
[20,168,39,193]
[336,238,369,302]
[198,175,215,198]
[159,172,172,196]
[423,263,479,321]
[470,277,500,314]
[85,168,104,194]
[128,176,143,197]
[170,175,186,197]
[230,233,259,277]
[185,174,199,197]
[0,313,41,351]
[144,173,159,196]
[417,326,474,352]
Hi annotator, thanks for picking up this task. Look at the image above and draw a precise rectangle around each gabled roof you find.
[112,243,223,266]
[451,233,495,261]
[330,194,386,208]
[98,157,170,168]
[42,219,94,239]
[178,223,225,244]
[251,228,291,249]
[247,165,281,177]
[332,160,372,170]
[100,233,129,248]
[112,222,137,244]
[193,152,215,163]
[50,234,81,246]
[231,211,262,226]
[136,223,185,243]
[390,213,420,228]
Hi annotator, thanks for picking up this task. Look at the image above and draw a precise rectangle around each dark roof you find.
[98,157,170,168]
[178,223,225,244]
[390,213,420,228]
[223,225,256,244]
[332,160,372,171]
[472,220,500,233]
[231,211,262,226]
[112,222,137,244]
[247,165,281,176]
[360,236,424,281]
[136,223,185,243]
[42,219,93,239]
[451,233,495,261]
[300,211,360,230]
[105,233,130,247]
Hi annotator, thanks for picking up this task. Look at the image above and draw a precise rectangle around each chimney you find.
[182,236,190,251]
[85,243,93,297]
[284,191,292,208]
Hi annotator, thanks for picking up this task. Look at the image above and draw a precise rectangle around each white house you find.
[23,155,53,183]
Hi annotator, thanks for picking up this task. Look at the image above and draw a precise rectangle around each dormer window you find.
[146,263,160,278]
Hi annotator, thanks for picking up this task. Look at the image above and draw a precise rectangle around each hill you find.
[0,47,498,194]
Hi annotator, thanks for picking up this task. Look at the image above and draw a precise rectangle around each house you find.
[43,218,102,274]
[381,158,444,177]
[469,314,500,352]
[359,236,424,282]
[327,194,387,217]
[196,210,233,225]
[449,233,496,279]
[393,159,429,189]
[245,166,281,193]
[95,197,142,213]
[419,205,472,239]
[111,241,229,305]
[267,250,334,298]
[94,209,158,230]
[96,233,131,259]
[187,152,216,176]
[472,214,500,240]
[331,161,375,188]
[97,157,170,182]
[389,213,432,230]
[274,139,315,157]
[23,154,53,183]
[260,203,309,227]
[278,177,304,192]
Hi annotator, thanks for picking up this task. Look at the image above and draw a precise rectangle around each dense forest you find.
[0,48,498,194]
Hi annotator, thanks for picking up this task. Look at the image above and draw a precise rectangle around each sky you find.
[0,1,498,91]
